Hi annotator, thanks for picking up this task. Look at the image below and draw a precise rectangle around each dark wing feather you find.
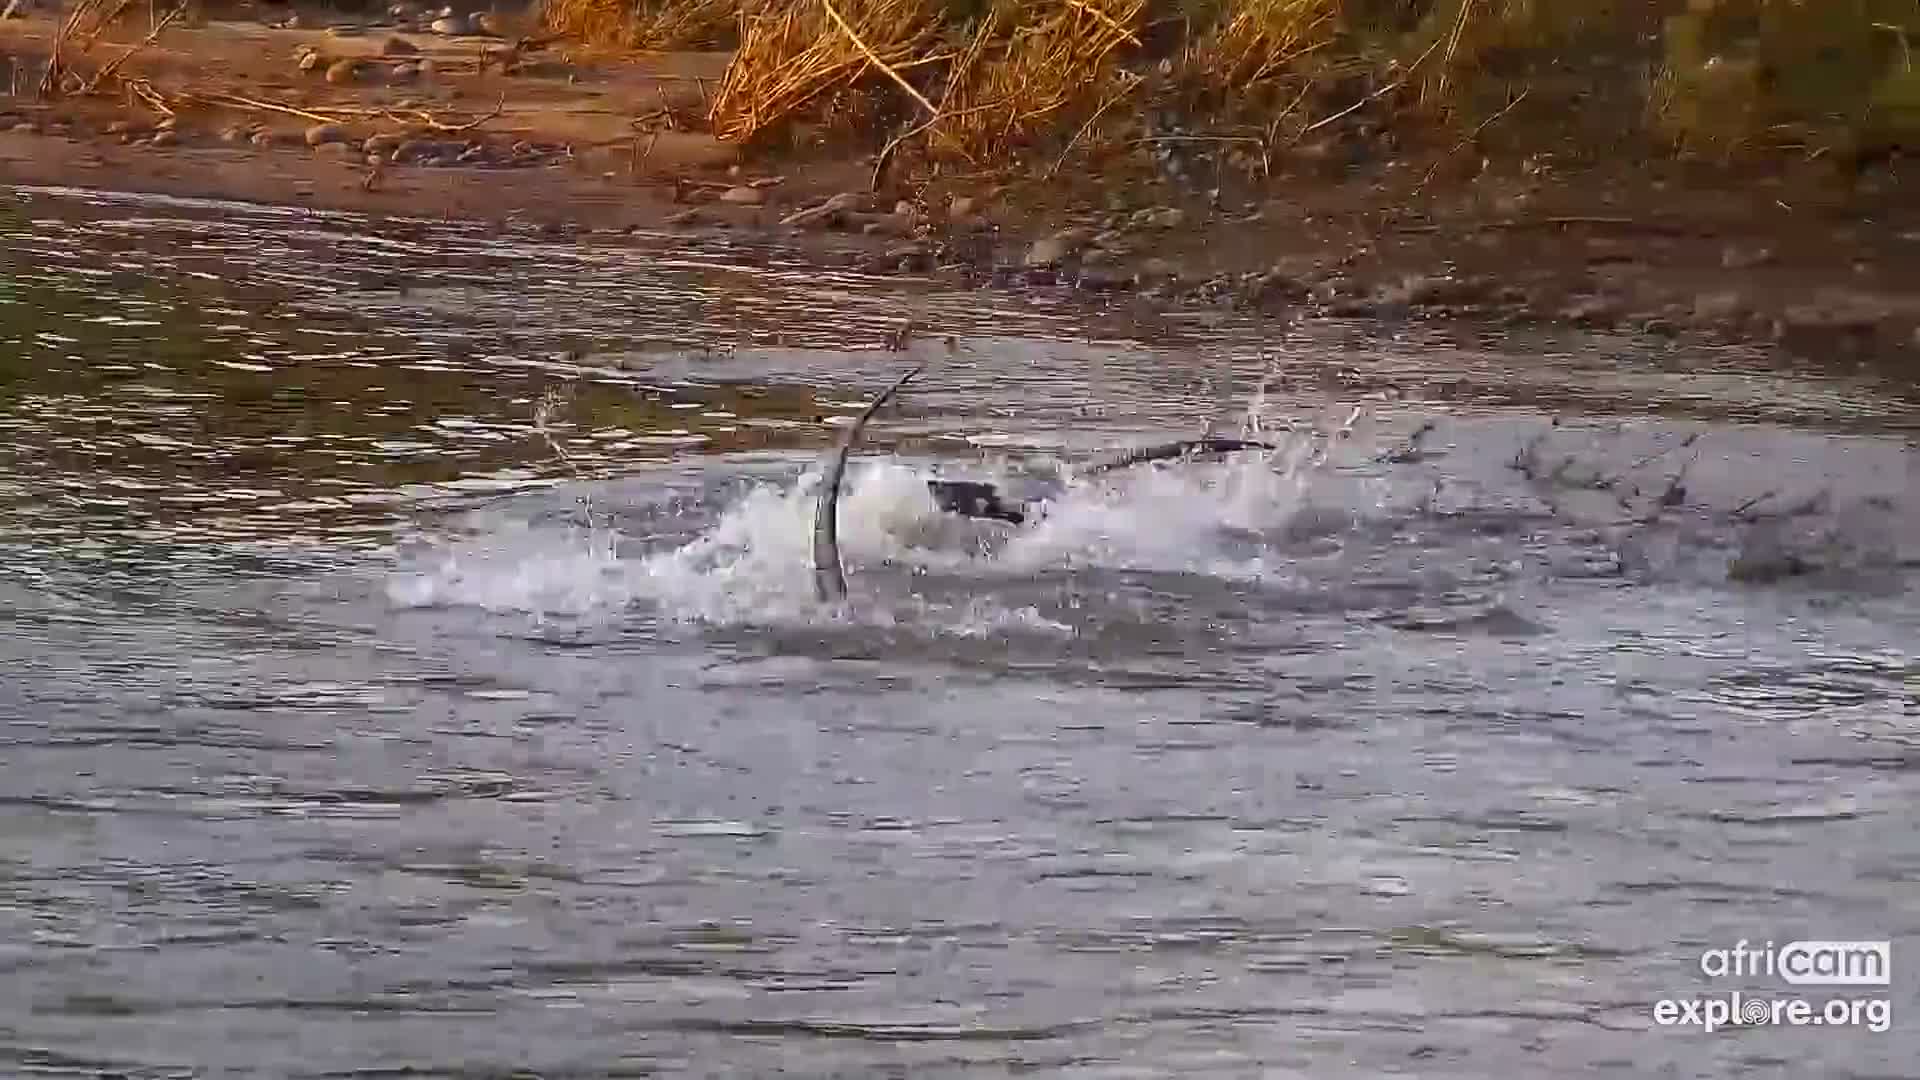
[811,361,928,603]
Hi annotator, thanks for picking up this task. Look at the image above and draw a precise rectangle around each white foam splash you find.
[384,513,635,618]
[385,414,1381,632]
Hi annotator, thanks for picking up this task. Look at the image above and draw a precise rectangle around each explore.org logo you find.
[1697,940,1891,986]
[1652,940,1894,1034]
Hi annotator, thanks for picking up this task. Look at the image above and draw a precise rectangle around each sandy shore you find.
[5,7,1920,368]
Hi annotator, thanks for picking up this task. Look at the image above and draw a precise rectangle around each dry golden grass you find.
[559,0,1920,178]
[706,0,945,146]
[1190,0,1338,92]
[540,0,746,51]
[926,0,1148,165]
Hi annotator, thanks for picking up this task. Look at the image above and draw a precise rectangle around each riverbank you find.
[5,5,1920,368]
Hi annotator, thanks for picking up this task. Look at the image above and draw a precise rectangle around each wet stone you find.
[1023,228,1092,269]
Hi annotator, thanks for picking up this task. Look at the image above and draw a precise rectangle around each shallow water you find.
[1,185,1917,1078]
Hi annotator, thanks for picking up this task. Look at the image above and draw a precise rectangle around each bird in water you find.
[808,361,1274,603]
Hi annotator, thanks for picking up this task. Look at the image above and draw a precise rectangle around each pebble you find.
[304,123,351,147]
[719,185,765,205]
[1721,244,1775,270]
[1691,290,1747,323]
[250,131,276,148]
[1250,268,1309,301]
[430,14,470,35]
[1023,227,1092,268]
[1130,206,1186,230]
[1403,273,1496,306]
[325,59,360,84]
[1077,267,1129,292]
[382,35,421,56]
[1137,257,1180,281]
[393,138,460,163]
[389,62,419,81]
[220,125,250,144]
[1559,296,1621,326]
[148,130,178,147]
[780,191,866,228]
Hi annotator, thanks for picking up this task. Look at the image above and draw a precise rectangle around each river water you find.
[1,185,1916,1078]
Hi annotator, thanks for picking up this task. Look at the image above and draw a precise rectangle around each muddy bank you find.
[4,8,1920,369]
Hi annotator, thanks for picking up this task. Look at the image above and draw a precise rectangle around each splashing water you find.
[386,398,1381,632]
